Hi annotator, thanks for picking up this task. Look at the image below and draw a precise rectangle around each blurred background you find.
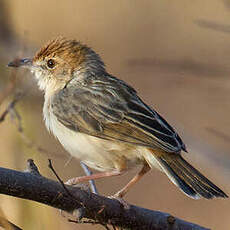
[0,0,230,229]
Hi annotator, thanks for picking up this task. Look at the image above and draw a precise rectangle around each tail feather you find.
[159,158,199,199]
[145,152,228,199]
[169,156,224,198]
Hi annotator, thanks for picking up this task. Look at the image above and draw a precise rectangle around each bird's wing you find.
[51,75,186,153]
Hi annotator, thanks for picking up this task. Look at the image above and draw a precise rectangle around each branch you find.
[0,68,18,106]
[0,93,23,123]
[0,160,209,230]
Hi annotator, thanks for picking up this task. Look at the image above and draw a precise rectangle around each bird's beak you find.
[8,58,33,68]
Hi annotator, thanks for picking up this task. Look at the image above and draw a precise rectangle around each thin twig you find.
[48,159,77,200]
[11,102,62,159]
[0,93,23,123]
[0,216,23,230]
[0,69,18,106]
[64,156,73,168]
[206,126,230,142]
[6,220,22,230]
[48,159,109,227]
[0,94,58,160]
[25,159,41,176]
[18,131,52,157]
[104,224,111,230]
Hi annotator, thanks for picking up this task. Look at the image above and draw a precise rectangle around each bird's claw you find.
[108,194,130,210]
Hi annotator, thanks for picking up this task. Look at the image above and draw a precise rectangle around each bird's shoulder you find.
[51,73,128,132]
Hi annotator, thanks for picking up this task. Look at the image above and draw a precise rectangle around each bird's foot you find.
[65,177,81,185]
[108,193,130,210]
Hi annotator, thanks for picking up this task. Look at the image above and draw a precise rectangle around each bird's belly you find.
[45,110,143,171]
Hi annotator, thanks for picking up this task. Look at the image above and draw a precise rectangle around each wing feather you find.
[51,75,186,153]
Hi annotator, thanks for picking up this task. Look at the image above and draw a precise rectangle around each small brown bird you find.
[8,37,227,199]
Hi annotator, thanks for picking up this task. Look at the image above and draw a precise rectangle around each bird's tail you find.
[144,150,228,199]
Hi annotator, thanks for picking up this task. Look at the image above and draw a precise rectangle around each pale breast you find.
[43,97,144,171]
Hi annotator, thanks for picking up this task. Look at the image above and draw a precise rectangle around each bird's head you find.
[8,37,105,94]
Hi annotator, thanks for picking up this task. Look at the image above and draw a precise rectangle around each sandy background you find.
[0,0,230,229]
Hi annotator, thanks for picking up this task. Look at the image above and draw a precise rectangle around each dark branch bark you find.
[0,160,210,230]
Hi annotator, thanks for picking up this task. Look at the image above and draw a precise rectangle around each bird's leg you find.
[114,163,151,198]
[80,161,98,194]
[65,170,123,185]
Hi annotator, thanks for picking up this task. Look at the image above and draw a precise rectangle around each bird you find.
[8,37,227,199]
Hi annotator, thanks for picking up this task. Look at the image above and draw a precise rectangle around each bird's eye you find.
[47,59,55,69]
